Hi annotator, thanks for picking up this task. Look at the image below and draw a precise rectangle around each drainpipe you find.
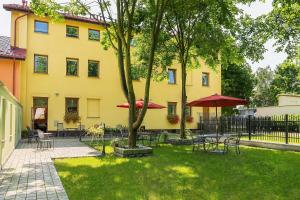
[12,11,29,97]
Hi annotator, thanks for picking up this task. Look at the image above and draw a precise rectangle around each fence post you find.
[285,114,288,144]
[248,115,251,140]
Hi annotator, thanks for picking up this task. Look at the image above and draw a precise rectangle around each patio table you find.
[198,134,229,153]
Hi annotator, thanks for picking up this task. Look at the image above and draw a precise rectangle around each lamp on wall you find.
[54,92,59,97]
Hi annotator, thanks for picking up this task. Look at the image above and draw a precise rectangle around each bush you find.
[160,131,169,143]
[21,129,28,139]
[110,138,128,148]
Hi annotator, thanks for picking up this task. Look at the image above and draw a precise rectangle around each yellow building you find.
[3,3,221,131]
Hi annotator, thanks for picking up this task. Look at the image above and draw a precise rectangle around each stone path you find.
[0,138,101,200]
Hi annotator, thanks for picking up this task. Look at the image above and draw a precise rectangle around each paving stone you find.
[0,138,101,200]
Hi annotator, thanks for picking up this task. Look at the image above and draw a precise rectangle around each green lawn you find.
[54,144,300,200]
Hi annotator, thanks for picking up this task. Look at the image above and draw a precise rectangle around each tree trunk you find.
[180,62,187,139]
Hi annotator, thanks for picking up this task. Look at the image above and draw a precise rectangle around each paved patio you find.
[0,138,101,200]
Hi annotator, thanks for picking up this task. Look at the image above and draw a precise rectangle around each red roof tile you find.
[0,36,26,60]
[3,4,107,26]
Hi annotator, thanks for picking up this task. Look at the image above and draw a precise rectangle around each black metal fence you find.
[198,115,300,144]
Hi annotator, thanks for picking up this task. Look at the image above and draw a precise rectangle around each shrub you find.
[110,138,128,148]
[21,129,28,139]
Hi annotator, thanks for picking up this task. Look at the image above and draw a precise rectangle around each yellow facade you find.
[9,10,221,131]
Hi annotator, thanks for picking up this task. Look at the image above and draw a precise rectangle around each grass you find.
[54,143,300,200]
[241,134,300,145]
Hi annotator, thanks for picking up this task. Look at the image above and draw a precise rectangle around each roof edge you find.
[3,4,108,26]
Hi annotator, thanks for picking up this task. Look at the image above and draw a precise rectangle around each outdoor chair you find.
[27,126,38,143]
[116,125,128,139]
[56,122,64,137]
[224,135,241,154]
[36,130,52,149]
[190,134,206,152]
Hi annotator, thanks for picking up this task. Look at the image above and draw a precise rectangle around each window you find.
[87,99,100,118]
[168,69,176,84]
[88,29,100,41]
[88,60,99,77]
[34,20,48,33]
[185,106,192,117]
[33,97,48,108]
[66,58,79,76]
[34,54,48,73]
[65,98,79,114]
[202,72,209,86]
[66,25,79,38]
[167,102,177,115]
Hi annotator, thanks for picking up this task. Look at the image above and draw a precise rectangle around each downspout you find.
[12,12,29,97]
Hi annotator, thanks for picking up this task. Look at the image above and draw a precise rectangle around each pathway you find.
[0,138,101,200]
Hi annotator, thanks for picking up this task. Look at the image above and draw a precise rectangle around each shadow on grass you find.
[54,145,300,200]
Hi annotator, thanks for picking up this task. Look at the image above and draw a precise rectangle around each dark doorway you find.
[32,97,48,132]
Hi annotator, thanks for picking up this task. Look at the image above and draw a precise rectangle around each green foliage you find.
[64,112,80,123]
[270,60,300,103]
[55,145,300,200]
[251,66,275,107]
[87,124,105,137]
[256,0,300,58]
[222,62,255,115]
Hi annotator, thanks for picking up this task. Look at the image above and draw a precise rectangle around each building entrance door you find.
[32,97,48,132]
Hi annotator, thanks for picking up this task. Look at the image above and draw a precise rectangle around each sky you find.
[0,0,287,71]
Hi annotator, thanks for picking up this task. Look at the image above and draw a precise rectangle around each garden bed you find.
[114,145,153,157]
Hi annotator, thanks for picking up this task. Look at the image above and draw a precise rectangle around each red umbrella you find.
[117,99,166,109]
[187,93,247,107]
[187,93,248,152]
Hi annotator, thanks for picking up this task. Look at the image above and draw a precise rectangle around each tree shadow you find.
[54,145,300,200]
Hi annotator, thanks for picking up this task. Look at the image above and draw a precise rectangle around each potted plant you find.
[64,112,80,123]
[167,114,179,124]
[186,116,194,123]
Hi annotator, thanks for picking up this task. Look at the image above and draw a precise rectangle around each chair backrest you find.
[37,129,44,139]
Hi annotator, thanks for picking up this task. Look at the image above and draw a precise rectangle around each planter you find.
[186,116,194,123]
[167,115,179,124]
[114,145,153,157]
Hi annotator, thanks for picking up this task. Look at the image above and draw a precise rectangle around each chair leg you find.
[237,145,240,154]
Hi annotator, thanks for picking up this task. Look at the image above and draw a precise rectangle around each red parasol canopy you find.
[187,93,248,107]
[117,99,166,109]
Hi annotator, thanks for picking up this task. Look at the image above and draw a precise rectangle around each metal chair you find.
[224,135,241,154]
[36,130,52,149]
[190,134,207,152]
[57,122,64,137]
[26,126,37,143]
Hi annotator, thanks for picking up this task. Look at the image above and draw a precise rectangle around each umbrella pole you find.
[216,106,218,148]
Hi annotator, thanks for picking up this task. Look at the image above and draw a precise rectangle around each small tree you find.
[270,60,300,103]
[31,0,169,148]
[222,62,255,115]
[252,66,275,107]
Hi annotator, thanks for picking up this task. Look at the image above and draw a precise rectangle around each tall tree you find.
[257,0,300,58]
[31,0,169,147]
[251,66,275,107]
[222,62,254,115]
[270,60,300,103]
[162,0,265,138]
